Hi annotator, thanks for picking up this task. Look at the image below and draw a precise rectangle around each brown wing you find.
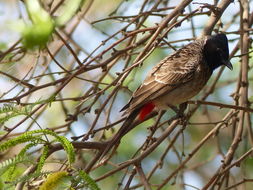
[126,40,204,112]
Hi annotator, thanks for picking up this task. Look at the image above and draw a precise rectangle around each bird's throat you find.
[139,102,155,121]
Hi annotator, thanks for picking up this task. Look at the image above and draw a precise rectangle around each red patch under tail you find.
[139,102,155,121]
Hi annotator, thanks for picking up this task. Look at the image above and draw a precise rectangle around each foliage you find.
[15,0,84,49]
[0,129,75,189]
[0,103,33,124]
[19,0,55,49]
[77,170,100,190]
[39,170,101,190]
[39,171,71,190]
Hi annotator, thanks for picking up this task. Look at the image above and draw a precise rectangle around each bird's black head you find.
[203,33,232,71]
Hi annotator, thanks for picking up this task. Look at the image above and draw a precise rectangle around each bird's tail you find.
[99,108,141,160]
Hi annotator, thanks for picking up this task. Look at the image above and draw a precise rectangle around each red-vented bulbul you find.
[100,33,232,159]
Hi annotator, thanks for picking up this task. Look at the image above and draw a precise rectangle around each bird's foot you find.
[167,102,187,118]
[177,102,188,125]
[167,104,179,114]
[176,102,187,116]
[167,102,187,125]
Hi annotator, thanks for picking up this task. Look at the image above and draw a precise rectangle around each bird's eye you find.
[216,48,224,56]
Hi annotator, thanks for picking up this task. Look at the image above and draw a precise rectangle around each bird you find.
[100,33,232,160]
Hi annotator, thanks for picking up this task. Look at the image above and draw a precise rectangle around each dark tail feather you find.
[99,108,140,160]
[120,102,130,112]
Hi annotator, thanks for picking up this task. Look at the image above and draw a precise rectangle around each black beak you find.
[223,60,233,70]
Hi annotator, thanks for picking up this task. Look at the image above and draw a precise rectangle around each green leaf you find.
[0,155,32,175]
[78,170,100,190]
[0,177,4,190]
[39,171,71,190]
[0,103,34,124]
[20,0,55,49]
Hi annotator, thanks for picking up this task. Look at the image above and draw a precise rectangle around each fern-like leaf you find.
[5,171,50,189]
[39,171,71,190]
[0,135,44,152]
[0,155,32,175]
[0,103,33,124]
[36,129,75,165]
[36,145,49,173]
[78,170,100,190]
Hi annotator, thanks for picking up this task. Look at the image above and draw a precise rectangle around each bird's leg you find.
[167,103,187,125]
[167,103,187,117]
[177,102,187,118]
[167,104,179,114]
[176,102,188,125]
